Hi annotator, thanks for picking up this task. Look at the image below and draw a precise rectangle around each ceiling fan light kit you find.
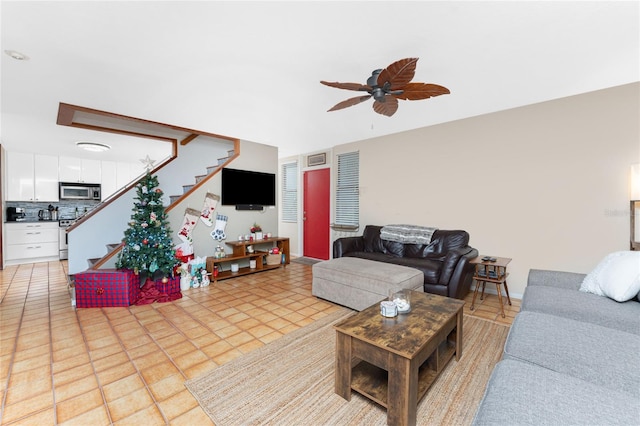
[321,57,449,117]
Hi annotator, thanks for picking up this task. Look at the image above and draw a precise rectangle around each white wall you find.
[323,82,639,297]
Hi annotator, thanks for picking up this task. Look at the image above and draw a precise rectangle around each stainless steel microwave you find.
[59,182,101,200]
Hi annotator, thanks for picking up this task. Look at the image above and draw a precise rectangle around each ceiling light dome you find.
[4,50,29,61]
[76,141,111,152]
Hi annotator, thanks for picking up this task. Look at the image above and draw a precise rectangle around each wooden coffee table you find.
[334,291,464,426]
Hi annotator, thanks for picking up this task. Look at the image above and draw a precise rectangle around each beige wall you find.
[332,82,640,297]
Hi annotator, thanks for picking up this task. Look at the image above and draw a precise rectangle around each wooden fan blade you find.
[320,81,370,92]
[394,83,450,101]
[376,58,418,90]
[372,96,399,117]
[327,95,372,112]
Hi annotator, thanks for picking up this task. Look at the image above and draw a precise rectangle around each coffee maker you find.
[6,207,26,221]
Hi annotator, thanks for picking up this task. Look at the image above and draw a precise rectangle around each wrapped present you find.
[155,276,181,296]
[136,276,182,305]
[75,269,140,308]
[173,241,195,275]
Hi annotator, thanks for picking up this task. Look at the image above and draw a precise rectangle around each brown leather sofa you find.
[333,225,478,299]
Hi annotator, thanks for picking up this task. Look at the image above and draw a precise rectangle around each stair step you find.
[87,258,100,268]
[182,184,194,193]
[206,165,219,175]
[195,174,207,183]
[217,157,228,166]
[227,149,235,156]
[106,243,120,253]
[169,195,181,204]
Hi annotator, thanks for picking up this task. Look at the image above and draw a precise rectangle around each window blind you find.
[281,161,298,222]
[335,151,359,227]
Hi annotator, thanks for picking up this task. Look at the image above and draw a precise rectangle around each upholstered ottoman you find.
[312,257,423,311]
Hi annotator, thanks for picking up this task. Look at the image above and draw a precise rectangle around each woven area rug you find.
[185,308,509,426]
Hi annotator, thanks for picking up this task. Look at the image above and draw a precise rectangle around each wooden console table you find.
[206,237,290,283]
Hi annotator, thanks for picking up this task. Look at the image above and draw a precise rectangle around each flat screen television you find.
[221,168,276,209]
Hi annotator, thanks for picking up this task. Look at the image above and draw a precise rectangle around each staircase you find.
[73,146,238,273]
[169,149,234,204]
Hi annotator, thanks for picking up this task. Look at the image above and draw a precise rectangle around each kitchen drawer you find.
[5,222,59,231]
[5,242,59,260]
[6,227,59,244]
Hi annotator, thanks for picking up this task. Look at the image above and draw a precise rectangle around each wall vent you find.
[307,152,327,167]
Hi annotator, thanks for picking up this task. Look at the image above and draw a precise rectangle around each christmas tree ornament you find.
[177,208,200,243]
[210,214,228,241]
[140,155,155,171]
[200,192,220,226]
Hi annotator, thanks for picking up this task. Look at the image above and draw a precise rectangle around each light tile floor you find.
[0,260,517,425]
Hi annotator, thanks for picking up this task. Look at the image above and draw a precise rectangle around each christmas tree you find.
[116,171,178,283]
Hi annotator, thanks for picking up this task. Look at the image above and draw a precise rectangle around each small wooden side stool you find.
[469,256,512,318]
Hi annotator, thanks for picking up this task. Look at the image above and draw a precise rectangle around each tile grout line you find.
[0,265,18,305]
[0,265,33,424]
[47,262,59,425]
[71,303,116,425]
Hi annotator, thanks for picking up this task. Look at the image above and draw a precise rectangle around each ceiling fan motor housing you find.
[371,87,386,102]
[366,69,383,87]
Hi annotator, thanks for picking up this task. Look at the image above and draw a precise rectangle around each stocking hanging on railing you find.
[200,192,220,226]
[177,208,200,243]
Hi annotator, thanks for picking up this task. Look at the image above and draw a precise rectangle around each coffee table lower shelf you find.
[350,339,457,408]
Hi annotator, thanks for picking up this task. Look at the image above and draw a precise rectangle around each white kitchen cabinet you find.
[101,160,118,200]
[4,222,59,263]
[102,160,146,199]
[59,156,101,183]
[6,152,59,202]
[116,162,145,188]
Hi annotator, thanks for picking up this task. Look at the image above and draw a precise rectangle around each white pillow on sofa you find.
[580,251,640,302]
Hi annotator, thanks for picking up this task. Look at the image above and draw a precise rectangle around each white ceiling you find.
[1,1,638,162]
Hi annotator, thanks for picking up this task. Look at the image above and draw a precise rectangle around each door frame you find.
[301,165,332,260]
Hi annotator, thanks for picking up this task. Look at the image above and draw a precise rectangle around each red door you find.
[303,168,330,260]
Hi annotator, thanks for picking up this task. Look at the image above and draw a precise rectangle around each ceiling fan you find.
[320,57,450,117]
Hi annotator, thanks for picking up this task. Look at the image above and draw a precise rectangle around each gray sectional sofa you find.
[473,269,640,425]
